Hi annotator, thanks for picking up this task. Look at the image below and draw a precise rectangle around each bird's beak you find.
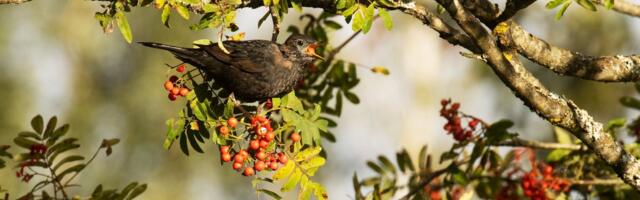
[306,43,325,60]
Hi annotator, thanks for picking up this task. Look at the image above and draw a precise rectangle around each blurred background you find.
[1,0,640,199]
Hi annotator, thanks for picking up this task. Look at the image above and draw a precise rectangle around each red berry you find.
[269,162,278,170]
[234,154,244,163]
[164,80,174,91]
[220,146,230,154]
[232,162,243,170]
[227,117,238,128]
[259,140,269,148]
[543,165,553,175]
[256,151,267,161]
[468,119,479,127]
[169,75,179,82]
[451,103,460,110]
[171,87,180,95]
[249,140,260,150]
[243,167,255,176]
[219,126,230,136]
[179,88,189,96]
[440,99,449,106]
[168,93,177,101]
[221,153,231,162]
[239,149,249,158]
[254,161,266,171]
[290,132,301,142]
[265,132,275,141]
[278,154,288,164]
[176,64,186,73]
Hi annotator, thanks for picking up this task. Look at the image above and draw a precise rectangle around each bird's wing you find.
[197,41,283,73]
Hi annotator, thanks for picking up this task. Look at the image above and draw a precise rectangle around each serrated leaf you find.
[282,169,302,192]
[576,0,597,11]
[115,11,133,43]
[257,189,282,200]
[126,184,147,200]
[378,8,392,30]
[176,5,190,19]
[604,0,615,9]
[312,183,328,200]
[295,147,322,161]
[273,160,295,180]
[31,115,44,134]
[161,5,171,27]
[546,0,569,8]
[555,1,572,20]
[56,164,86,181]
[53,155,84,172]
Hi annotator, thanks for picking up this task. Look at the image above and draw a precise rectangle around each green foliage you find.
[0,115,146,200]
[546,0,611,19]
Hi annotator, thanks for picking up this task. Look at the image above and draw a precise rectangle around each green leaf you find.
[367,161,385,174]
[257,189,282,200]
[53,155,84,172]
[224,98,234,118]
[18,132,41,140]
[281,169,302,192]
[56,164,86,181]
[323,20,343,29]
[344,91,360,104]
[44,116,58,136]
[342,4,358,17]
[362,4,375,33]
[555,1,572,20]
[576,0,597,11]
[605,118,626,132]
[418,145,429,170]
[378,156,396,175]
[161,5,171,27]
[125,184,147,200]
[604,0,615,9]
[546,0,569,8]
[378,8,392,30]
[176,5,190,19]
[451,168,468,185]
[31,115,44,134]
[282,92,303,112]
[620,96,640,110]
[553,127,573,144]
[115,11,133,43]
[13,137,38,149]
[546,149,571,162]
[273,160,295,180]
[351,7,364,31]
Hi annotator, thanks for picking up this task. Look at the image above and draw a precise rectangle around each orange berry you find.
[221,153,231,162]
[249,140,260,150]
[243,167,255,176]
[163,80,174,91]
[179,88,189,96]
[220,146,230,154]
[227,117,238,128]
[290,132,301,142]
[170,87,180,95]
[269,162,278,170]
[254,161,266,171]
[219,126,230,136]
[278,154,288,164]
[256,151,267,161]
[232,162,243,170]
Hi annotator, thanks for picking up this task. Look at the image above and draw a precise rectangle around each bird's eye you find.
[296,40,304,46]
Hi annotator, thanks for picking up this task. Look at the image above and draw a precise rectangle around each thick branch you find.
[0,0,31,4]
[495,21,640,82]
[437,0,640,191]
[496,138,586,150]
[594,0,640,17]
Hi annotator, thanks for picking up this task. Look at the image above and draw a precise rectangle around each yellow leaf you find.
[502,52,513,61]
[370,66,390,76]
[226,32,245,41]
[190,121,199,131]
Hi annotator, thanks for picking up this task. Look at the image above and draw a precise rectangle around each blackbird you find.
[140,34,322,102]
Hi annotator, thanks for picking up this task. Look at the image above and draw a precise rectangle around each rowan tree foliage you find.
[2,0,640,199]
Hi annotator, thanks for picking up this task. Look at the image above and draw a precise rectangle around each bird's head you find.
[284,34,324,62]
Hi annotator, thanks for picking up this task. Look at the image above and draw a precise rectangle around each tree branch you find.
[437,0,640,191]
[496,138,586,151]
[491,0,536,26]
[594,0,640,17]
[268,6,280,42]
[0,0,31,4]
[495,21,640,82]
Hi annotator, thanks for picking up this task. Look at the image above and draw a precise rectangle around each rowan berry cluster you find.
[15,144,47,182]
[162,64,190,101]
[218,115,301,176]
[521,165,569,200]
[439,99,481,141]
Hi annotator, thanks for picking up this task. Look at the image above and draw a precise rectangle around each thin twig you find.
[0,0,31,4]
[496,138,587,151]
[63,144,102,186]
[269,6,280,42]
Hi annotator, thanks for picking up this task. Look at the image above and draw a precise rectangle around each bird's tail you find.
[139,42,215,71]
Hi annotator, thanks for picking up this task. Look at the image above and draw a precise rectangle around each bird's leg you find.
[229,93,252,119]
